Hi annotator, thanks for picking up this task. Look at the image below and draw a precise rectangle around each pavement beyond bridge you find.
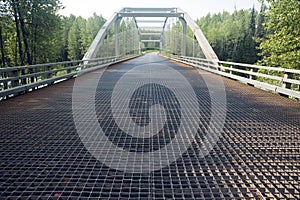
[0,53,299,199]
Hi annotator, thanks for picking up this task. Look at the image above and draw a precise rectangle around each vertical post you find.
[160,41,163,53]
[106,32,108,58]
[139,42,141,55]
[46,66,51,79]
[249,68,258,80]
[1,71,8,89]
[280,71,293,98]
[192,34,195,58]
[138,30,141,54]
[46,65,55,85]
[11,69,19,88]
[282,72,293,90]
[115,18,120,58]
[132,28,134,55]
[123,26,125,55]
[230,65,233,74]
[172,18,175,54]
[180,18,187,56]
[160,32,164,53]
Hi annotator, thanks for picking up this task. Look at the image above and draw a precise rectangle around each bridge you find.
[0,8,299,199]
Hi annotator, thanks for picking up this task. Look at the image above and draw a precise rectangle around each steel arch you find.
[83,7,219,62]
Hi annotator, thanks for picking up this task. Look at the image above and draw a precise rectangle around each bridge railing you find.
[165,55,300,100]
[0,55,138,100]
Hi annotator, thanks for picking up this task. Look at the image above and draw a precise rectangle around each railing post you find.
[11,69,19,88]
[282,72,293,89]
[46,65,54,86]
[27,67,36,91]
[21,69,26,85]
[192,34,195,58]
[67,67,71,75]
[280,72,293,97]
[2,71,8,90]
[46,66,51,79]
[249,68,258,80]
[217,62,222,71]
[67,63,72,79]
[29,68,34,84]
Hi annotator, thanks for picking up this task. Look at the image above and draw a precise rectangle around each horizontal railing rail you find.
[0,55,139,100]
[164,54,300,100]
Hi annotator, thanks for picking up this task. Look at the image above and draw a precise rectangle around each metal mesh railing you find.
[92,29,140,58]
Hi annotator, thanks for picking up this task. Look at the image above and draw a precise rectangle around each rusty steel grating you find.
[0,54,299,199]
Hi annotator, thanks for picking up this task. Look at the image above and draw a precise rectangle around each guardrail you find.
[0,55,139,100]
[164,55,300,100]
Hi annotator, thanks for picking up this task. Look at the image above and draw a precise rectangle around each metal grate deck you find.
[0,54,299,199]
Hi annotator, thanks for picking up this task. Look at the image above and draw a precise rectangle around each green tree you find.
[83,13,106,52]
[0,1,15,67]
[239,6,257,64]
[196,9,258,63]
[255,1,267,61]
[1,0,63,66]
[59,15,76,61]
[0,1,9,67]
[258,0,300,69]
[28,0,63,64]
[9,0,24,66]
[231,9,251,62]
[68,17,84,60]
[0,0,106,66]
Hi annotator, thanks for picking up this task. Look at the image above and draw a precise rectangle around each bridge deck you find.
[0,54,299,199]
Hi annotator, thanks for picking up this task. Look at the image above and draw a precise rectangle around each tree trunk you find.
[33,24,37,65]
[12,0,25,86]
[12,0,24,66]
[0,25,6,67]
[16,1,34,83]
[0,24,8,89]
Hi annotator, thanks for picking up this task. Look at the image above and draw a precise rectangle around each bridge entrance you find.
[83,7,218,62]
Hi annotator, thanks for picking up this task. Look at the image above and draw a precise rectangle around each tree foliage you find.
[66,13,105,60]
[258,0,300,69]
[0,0,63,66]
[1,0,298,71]
[196,8,261,64]
[0,1,105,67]
[197,1,299,69]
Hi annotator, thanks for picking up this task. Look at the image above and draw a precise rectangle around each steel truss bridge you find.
[0,8,299,199]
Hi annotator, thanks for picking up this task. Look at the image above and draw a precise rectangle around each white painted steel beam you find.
[177,8,219,61]
[141,40,161,42]
[140,33,162,36]
[119,12,183,18]
[84,7,219,62]
[136,20,166,23]
[83,12,119,59]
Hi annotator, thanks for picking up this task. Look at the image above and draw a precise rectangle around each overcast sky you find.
[59,0,261,20]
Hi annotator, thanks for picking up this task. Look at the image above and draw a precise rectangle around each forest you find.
[196,0,299,69]
[0,0,299,69]
[0,0,105,67]
[196,7,260,64]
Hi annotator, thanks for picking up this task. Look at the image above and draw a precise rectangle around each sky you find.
[59,0,261,20]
